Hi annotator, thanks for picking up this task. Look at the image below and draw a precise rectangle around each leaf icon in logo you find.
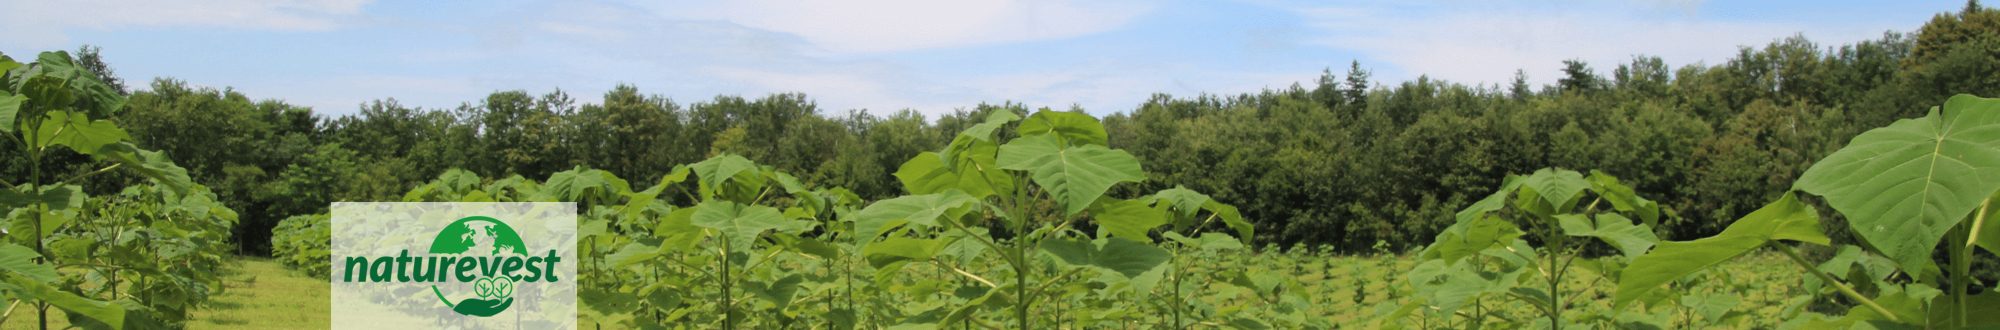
[473,277,496,298]
[490,276,515,299]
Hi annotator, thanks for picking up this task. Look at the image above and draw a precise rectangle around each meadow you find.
[38,250,1808,329]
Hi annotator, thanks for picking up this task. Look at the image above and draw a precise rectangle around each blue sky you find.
[0,0,1967,118]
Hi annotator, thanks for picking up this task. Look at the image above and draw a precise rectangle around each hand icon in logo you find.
[454,276,516,317]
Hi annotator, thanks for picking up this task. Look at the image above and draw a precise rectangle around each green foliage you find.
[1382,168,1661,330]
[270,214,330,278]
[0,50,235,330]
[1606,94,2000,330]
[264,109,1301,329]
[1615,192,1822,310]
[1795,94,2000,274]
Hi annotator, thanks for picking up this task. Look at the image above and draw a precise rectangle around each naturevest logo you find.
[332,203,577,329]
[342,216,561,317]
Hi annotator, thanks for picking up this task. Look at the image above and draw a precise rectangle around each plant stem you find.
[57,163,121,187]
[718,236,735,330]
[1952,220,1972,329]
[1959,199,1989,329]
[1010,173,1032,330]
[1772,242,1898,322]
[936,260,997,287]
[1171,244,1184,330]
[0,297,19,326]
[1548,238,1562,330]
[946,211,1016,266]
[27,115,47,330]
[1971,198,1992,250]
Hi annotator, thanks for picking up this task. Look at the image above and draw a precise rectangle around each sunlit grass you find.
[187,256,331,329]
[188,256,332,328]
[0,257,329,330]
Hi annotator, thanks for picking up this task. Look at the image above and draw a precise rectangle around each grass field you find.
[4,251,1805,329]
[0,257,331,330]
[185,257,331,329]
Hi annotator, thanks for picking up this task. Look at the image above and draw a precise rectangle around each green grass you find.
[186,257,330,329]
[4,251,1808,329]
[0,257,330,330]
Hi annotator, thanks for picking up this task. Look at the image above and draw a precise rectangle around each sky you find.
[0,0,1969,118]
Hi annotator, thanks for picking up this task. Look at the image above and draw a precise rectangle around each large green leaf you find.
[30,51,124,119]
[894,152,958,195]
[960,109,1020,142]
[1404,260,1495,319]
[1162,232,1245,251]
[759,171,803,195]
[690,200,808,250]
[653,207,707,252]
[0,184,82,211]
[37,111,128,156]
[1149,186,1212,220]
[846,191,978,251]
[624,165,690,217]
[1557,213,1658,260]
[1420,214,1522,264]
[3,273,123,330]
[1615,192,1826,310]
[894,148,1010,198]
[437,169,482,192]
[543,167,630,202]
[1521,168,1589,213]
[1455,175,1526,224]
[1092,198,1168,241]
[19,75,74,113]
[1016,109,1108,146]
[96,143,192,194]
[0,93,20,133]
[1974,191,2000,256]
[1930,291,2000,328]
[1800,285,1932,330]
[1587,170,1662,227]
[1039,237,1171,279]
[911,110,1022,199]
[1683,292,1747,326]
[996,134,1145,216]
[1202,201,1254,245]
[0,55,19,74]
[861,236,958,269]
[0,243,58,283]
[1796,94,2000,274]
[690,154,760,196]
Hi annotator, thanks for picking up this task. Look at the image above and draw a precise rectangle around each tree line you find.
[7,4,1999,256]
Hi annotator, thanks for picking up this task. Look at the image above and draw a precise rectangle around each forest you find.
[4,3,2000,330]
[9,5,1990,256]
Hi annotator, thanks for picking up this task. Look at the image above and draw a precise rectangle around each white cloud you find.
[469,1,1305,118]
[653,0,1155,54]
[958,59,1316,114]
[0,0,373,47]
[1290,2,1890,87]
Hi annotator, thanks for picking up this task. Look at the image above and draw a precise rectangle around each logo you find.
[340,216,562,316]
[332,203,576,329]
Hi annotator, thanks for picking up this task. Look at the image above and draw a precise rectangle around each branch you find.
[1969,198,1990,250]
[0,297,20,326]
[1028,267,1087,300]
[57,163,120,187]
[935,260,998,288]
[945,209,1017,266]
[1774,242,1898,322]
[35,123,67,154]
